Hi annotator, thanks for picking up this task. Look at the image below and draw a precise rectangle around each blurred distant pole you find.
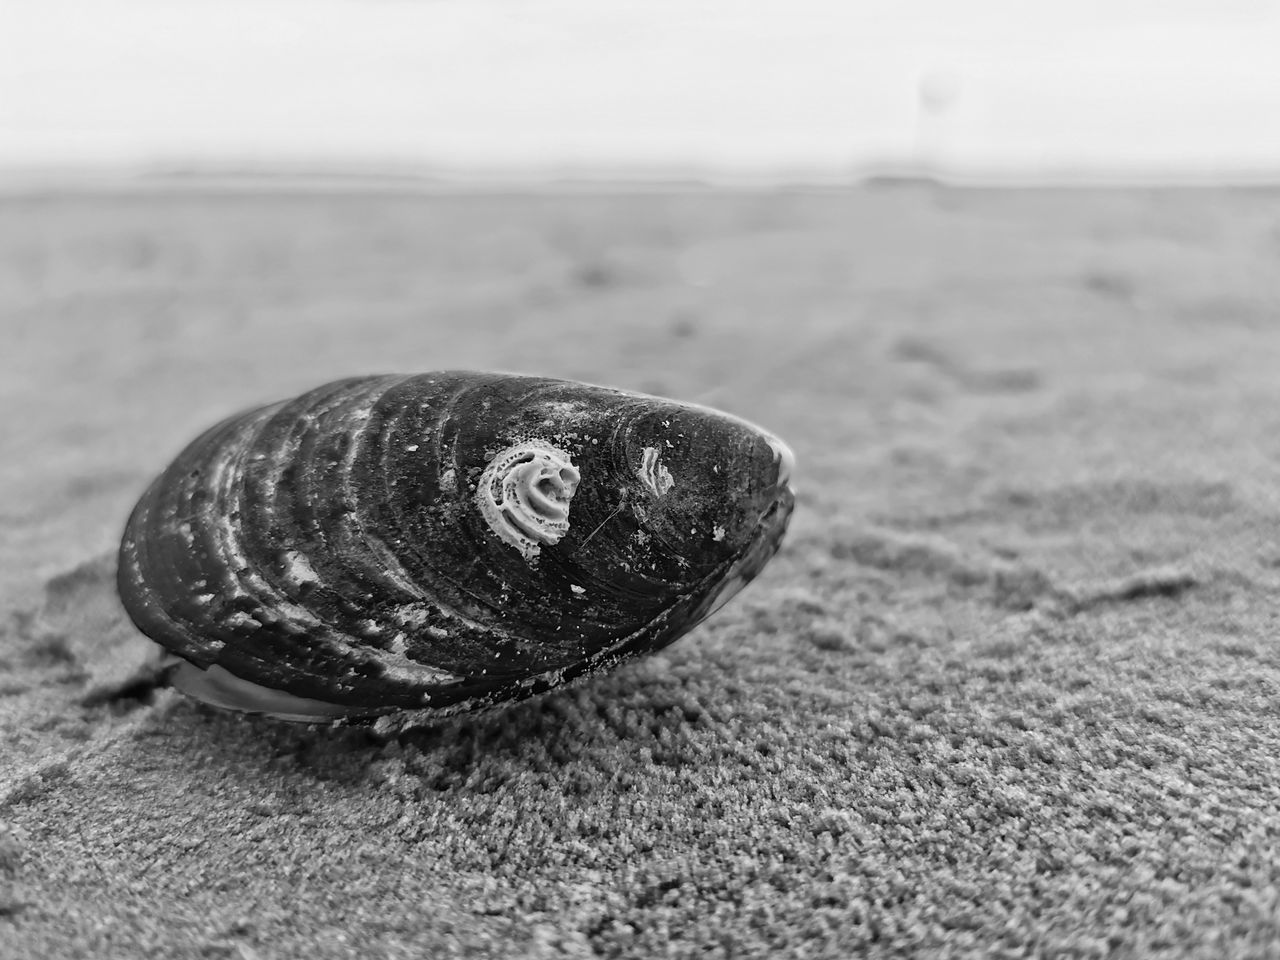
[914,69,961,176]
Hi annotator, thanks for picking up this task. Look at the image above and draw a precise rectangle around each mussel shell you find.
[117,372,795,720]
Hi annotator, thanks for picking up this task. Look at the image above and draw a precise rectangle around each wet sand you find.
[3,185,1280,958]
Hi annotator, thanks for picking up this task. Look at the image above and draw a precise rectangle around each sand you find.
[3,184,1280,958]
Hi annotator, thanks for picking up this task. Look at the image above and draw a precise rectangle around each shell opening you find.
[477,441,580,559]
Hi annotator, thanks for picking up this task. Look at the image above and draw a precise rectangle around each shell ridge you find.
[327,377,445,609]
[208,401,346,676]
[208,379,444,707]
[235,378,386,608]
[320,374,427,605]
[310,373,539,684]
[253,376,471,704]
[371,376,547,661]
[269,377,413,610]
[118,478,222,667]
[123,405,283,669]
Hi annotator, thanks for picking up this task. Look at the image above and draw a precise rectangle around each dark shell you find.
[117,372,795,723]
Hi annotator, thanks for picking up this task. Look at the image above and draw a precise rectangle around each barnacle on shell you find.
[476,441,581,559]
[116,371,795,725]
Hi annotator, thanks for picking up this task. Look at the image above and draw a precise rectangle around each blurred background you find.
[4,0,1280,186]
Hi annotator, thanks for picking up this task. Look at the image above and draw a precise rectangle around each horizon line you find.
[4,160,1280,195]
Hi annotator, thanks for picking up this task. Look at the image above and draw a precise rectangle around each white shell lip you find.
[165,656,365,721]
[766,434,795,489]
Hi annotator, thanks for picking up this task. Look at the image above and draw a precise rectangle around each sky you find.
[3,0,1280,183]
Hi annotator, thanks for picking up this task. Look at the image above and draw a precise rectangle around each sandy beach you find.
[3,185,1280,957]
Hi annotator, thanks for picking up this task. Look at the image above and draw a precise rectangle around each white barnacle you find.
[282,550,318,588]
[475,440,580,560]
[638,446,675,497]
